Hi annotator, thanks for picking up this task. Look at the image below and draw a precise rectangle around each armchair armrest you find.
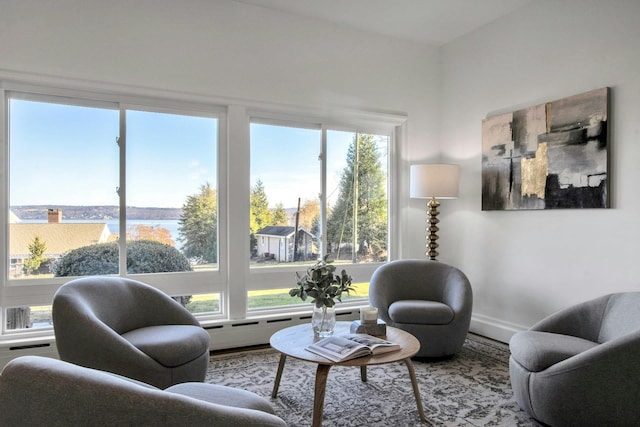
[530,294,611,342]
[441,269,472,316]
[528,329,640,424]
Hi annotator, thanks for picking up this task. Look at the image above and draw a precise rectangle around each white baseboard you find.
[206,311,529,349]
[205,309,360,351]
[0,310,524,371]
[469,313,527,344]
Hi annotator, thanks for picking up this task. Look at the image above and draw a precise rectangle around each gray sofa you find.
[509,292,640,426]
[369,259,473,357]
[0,355,287,426]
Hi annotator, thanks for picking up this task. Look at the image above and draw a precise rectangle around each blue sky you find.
[250,124,352,208]
[10,100,217,208]
[9,99,356,210]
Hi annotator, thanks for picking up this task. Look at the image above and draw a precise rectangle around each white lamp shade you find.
[410,164,460,199]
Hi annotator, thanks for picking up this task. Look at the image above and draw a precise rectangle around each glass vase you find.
[312,305,336,338]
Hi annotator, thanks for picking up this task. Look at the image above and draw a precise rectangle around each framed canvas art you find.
[482,87,609,210]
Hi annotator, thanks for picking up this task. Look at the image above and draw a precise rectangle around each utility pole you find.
[293,197,301,261]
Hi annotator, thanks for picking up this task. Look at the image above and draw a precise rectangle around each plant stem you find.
[321,305,327,331]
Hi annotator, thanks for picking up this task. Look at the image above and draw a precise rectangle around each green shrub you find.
[54,240,192,277]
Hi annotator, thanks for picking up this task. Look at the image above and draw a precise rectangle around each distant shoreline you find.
[9,205,182,221]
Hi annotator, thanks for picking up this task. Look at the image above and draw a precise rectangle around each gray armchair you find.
[0,355,286,426]
[369,260,473,357]
[52,276,211,389]
[509,292,640,426]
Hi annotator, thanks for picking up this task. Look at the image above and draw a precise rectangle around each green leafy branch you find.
[289,255,354,308]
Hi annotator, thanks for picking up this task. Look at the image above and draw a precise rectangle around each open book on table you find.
[306,333,400,362]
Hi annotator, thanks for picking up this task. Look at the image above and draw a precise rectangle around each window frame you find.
[0,74,405,339]
[1,81,228,335]
[245,114,399,302]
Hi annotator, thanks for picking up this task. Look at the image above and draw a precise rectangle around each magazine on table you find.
[306,333,400,362]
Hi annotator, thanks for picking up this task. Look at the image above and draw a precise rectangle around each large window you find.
[9,98,120,280]
[249,123,321,263]
[126,109,218,272]
[325,130,389,264]
[248,121,390,310]
[5,91,221,331]
[1,78,401,337]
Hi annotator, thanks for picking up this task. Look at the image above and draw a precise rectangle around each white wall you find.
[438,0,640,340]
[0,0,439,131]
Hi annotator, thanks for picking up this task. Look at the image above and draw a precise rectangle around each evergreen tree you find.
[178,182,218,264]
[250,179,273,255]
[23,235,47,275]
[250,179,273,233]
[326,134,387,260]
[271,202,288,225]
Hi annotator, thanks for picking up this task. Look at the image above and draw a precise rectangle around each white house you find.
[9,210,112,278]
[255,225,315,262]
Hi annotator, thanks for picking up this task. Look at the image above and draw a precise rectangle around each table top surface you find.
[270,321,420,366]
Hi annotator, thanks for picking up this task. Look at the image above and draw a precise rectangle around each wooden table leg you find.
[360,365,367,382]
[271,353,287,398]
[403,358,426,423]
[312,364,332,427]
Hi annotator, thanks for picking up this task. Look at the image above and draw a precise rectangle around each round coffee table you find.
[270,321,426,426]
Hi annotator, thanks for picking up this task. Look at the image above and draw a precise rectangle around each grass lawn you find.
[187,282,370,312]
[247,282,369,309]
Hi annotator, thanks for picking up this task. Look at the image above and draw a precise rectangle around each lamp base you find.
[426,197,440,260]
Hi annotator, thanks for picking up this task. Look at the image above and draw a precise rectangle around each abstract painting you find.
[482,87,609,210]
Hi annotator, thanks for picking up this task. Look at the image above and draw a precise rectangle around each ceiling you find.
[231,0,535,46]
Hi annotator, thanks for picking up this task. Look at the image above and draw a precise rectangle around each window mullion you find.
[1,88,7,289]
[227,105,250,319]
[118,107,127,276]
[320,127,328,258]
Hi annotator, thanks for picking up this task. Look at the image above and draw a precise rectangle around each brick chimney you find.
[48,209,62,223]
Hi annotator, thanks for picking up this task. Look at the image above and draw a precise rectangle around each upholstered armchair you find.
[509,292,640,426]
[369,259,473,357]
[0,355,286,426]
[52,276,211,389]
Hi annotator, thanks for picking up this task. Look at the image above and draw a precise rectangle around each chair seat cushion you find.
[509,330,599,372]
[122,325,210,367]
[388,299,454,325]
[166,382,276,414]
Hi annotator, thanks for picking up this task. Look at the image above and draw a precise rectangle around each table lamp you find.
[410,164,460,260]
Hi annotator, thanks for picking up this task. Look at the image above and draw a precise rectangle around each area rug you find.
[206,334,535,426]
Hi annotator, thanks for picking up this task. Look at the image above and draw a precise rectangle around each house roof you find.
[256,225,295,237]
[9,223,113,258]
[9,210,20,223]
[256,225,314,238]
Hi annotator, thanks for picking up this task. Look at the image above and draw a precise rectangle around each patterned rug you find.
[206,334,535,426]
